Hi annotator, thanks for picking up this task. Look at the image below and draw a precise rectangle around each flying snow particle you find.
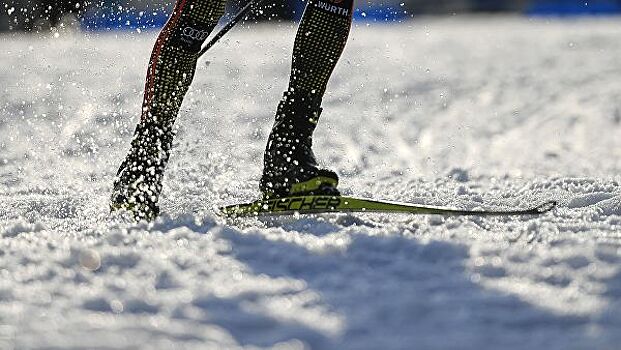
[110,300,124,314]
[79,249,101,271]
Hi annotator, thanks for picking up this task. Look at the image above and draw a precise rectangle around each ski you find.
[219,195,557,218]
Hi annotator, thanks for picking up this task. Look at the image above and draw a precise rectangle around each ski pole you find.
[197,0,271,58]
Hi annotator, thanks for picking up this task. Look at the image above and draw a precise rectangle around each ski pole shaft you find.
[197,0,269,58]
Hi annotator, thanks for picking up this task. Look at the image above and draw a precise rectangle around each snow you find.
[2,16,621,349]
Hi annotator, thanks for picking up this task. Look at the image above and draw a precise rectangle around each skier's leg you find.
[261,0,354,198]
[111,0,226,220]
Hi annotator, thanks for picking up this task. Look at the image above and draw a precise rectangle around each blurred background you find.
[2,0,621,32]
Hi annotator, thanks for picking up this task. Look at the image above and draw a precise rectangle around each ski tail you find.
[219,195,557,218]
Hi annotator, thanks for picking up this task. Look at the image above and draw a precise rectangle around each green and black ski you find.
[219,195,557,218]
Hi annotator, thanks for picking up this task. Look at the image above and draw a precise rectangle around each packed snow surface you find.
[2,16,621,349]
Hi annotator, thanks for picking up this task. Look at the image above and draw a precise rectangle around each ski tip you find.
[535,200,557,214]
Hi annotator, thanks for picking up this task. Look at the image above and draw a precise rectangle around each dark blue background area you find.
[527,0,621,15]
[81,8,170,31]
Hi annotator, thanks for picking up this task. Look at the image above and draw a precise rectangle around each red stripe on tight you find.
[141,0,189,120]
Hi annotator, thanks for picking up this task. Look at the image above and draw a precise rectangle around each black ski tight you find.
[140,0,354,122]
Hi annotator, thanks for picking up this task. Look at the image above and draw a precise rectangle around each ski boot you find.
[110,121,172,221]
[110,164,161,221]
[260,91,340,199]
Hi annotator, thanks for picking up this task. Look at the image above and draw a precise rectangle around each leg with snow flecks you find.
[260,0,354,198]
[111,0,226,220]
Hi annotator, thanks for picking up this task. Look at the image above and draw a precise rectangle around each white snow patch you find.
[1,220,45,237]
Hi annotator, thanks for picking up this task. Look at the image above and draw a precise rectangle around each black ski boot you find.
[110,121,173,221]
[110,163,161,221]
[260,91,340,198]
